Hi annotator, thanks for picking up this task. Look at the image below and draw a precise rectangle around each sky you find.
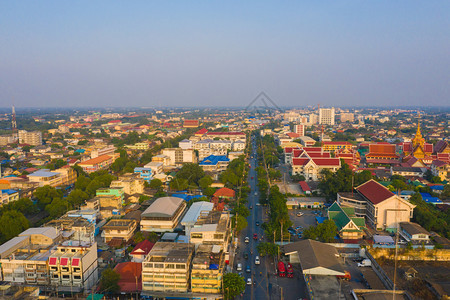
[1,1,449,108]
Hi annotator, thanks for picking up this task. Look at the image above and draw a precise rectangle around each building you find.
[18,130,42,146]
[130,240,154,263]
[199,155,230,173]
[48,240,98,292]
[162,148,197,166]
[293,124,305,136]
[114,262,142,293]
[179,139,193,150]
[290,147,340,181]
[102,219,137,243]
[319,107,335,125]
[322,141,353,153]
[340,180,416,232]
[327,202,365,242]
[0,189,19,206]
[390,166,424,177]
[140,197,187,233]
[46,216,95,243]
[141,242,194,293]
[183,120,199,128]
[191,244,225,294]
[134,167,153,183]
[340,112,354,123]
[110,174,145,195]
[78,155,115,173]
[90,145,116,159]
[399,222,431,243]
[431,160,449,181]
[144,162,164,175]
[365,143,400,165]
[298,136,316,147]
[126,142,150,151]
[205,131,246,142]
[189,211,231,252]
[28,167,77,188]
[180,201,214,241]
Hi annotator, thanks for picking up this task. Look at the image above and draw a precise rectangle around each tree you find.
[199,175,213,189]
[175,163,205,185]
[303,220,337,243]
[354,170,372,186]
[99,268,121,294]
[231,215,248,233]
[0,210,29,243]
[257,242,279,257]
[170,178,189,191]
[223,273,245,300]
[203,187,216,197]
[45,197,68,218]
[391,179,408,194]
[149,179,163,190]
[67,189,89,208]
[33,185,63,209]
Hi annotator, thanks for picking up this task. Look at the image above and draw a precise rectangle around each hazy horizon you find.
[1,1,449,108]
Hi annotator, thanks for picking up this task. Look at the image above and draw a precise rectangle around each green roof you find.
[351,217,366,228]
[86,294,104,300]
[379,181,391,187]
[342,207,355,217]
[327,201,365,232]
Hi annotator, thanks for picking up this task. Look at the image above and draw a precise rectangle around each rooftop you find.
[141,196,185,218]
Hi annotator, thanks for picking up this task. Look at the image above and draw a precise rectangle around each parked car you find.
[358,259,372,267]
[255,256,260,265]
[247,278,252,285]
[256,221,260,226]
[295,226,303,231]
[246,265,251,273]
[296,212,304,217]
[237,263,242,271]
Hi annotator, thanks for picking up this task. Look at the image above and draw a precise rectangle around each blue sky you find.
[1,1,449,108]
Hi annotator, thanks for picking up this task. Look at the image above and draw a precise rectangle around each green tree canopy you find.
[0,210,30,243]
[231,215,248,233]
[223,273,245,300]
[199,175,213,189]
[33,185,63,209]
[175,163,205,186]
[99,268,121,294]
[149,178,163,190]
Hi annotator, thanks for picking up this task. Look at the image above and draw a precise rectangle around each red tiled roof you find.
[78,154,112,166]
[292,158,309,166]
[287,132,300,138]
[130,240,154,256]
[432,160,448,167]
[356,180,394,205]
[206,132,245,136]
[307,152,330,158]
[114,262,142,292]
[195,128,208,135]
[303,147,322,152]
[213,187,235,198]
[369,144,396,154]
[311,158,340,166]
[108,120,122,124]
[424,143,433,153]
[299,181,311,192]
[323,141,352,145]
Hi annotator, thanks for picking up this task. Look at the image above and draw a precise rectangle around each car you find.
[238,272,243,277]
[251,176,254,179]
[254,192,257,196]
[288,229,296,235]
[288,227,295,232]
[246,265,251,273]
[255,256,260,265]
[295,226,303,231]
[237,263,242,271]
[245,237,249,243]
[244,253,249,259]
[256,221,260,226]
[249,205,253,209]
[247,278,252,285]
[253,233,258,240]
[296,212,304,217]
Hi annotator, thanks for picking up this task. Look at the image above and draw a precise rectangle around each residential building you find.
[293,124,305,136]
[399,222,431,243]
[141,242,194,293]
[179,139,193,150]
[291,148,340,181]
[151,154,171,166]
[48,241,98,292]
[180,201,214,241]
[327,202,365,242]
[144,162,164,175]
[162,148,197,166]
[390,166,424,177]
[110,174,145,195]
[140,197,187,232]
[319,107,335,125]
[322,141,353,153]
[0,135,15,146]
[191,244,225,294]
[90,145,116,159]
[0,189,19,206]
[205,131,246,142]
[183,120,199,128]
[190,211,231,252]
[134,167,153,183]
[0,227,61,286]
[340,112,354,123]
[130,240,154,263]
[18,130,42,146]
[431,160,449,181]
[78,155,115,173]
[298,136,316,147]
[102,219,137,243]
[114,262,142,293]
[28,167,77,188]
[46,217,95,243]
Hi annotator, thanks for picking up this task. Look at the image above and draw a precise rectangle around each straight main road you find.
[234,136,271,300]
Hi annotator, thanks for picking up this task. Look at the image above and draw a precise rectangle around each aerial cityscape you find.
[1,1,449,300]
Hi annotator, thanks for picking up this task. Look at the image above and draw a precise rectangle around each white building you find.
[18,130,42,146]
[319,107,335,125]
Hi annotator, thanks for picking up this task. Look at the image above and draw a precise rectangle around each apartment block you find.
[189,211,231,252]
[191,244,225,294]
[161,148,197,166]
[293,124,305,136]
[46,216,96,243]
[102,219,137,243]
[28,167,77,188]
[142,242,194,293]
[0,189,19,206]
[90,145,116,159]
[18,130,42,146]
[78,154,115,173]
[110,174,145,195]
[48,241,98,292]
[319,107,335,125]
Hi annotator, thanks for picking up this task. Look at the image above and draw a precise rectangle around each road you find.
[233,137,270,300]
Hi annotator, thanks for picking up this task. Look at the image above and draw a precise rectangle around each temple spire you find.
[412,112,424,148]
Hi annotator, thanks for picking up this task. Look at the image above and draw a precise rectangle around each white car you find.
[255,256,260,265]
[237,263,242,271]
[244,237,249,243]
[247,278,252,285]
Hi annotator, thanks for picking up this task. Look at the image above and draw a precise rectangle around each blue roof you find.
[74,149,85,153]
[420,193,443,204]
[199,155,230,166]
[172,193,204,202]
[316,216,327,224]
[430,185,444,191]
[28,170,58,178]
[1,189,18,195]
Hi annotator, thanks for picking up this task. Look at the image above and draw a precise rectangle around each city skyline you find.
[1,1,449,108]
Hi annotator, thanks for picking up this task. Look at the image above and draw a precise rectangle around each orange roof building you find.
[213,187,235,199]
[78,154,114,173]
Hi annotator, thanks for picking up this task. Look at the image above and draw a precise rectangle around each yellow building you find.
[191,244,225,294]
[102,219,137,243]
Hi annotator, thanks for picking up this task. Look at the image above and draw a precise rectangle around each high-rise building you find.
[293,124,305,136]
[340,112,354,123]
[18,130,42,146]
[319,107,335,125]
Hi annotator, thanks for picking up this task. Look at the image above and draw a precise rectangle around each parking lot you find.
[286,208,323,241]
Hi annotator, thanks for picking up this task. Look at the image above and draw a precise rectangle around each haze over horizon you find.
[1,1,449,108]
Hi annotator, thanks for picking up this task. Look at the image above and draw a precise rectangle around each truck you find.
[277,261,286,277]
[336,271,351,281]
[286,263,294,278]
[357,259,372,267]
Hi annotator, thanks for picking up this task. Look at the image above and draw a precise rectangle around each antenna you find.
[11,105,17,139]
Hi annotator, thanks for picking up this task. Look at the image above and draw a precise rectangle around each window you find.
[155,263,164,269]
[176,264,185,269]
[62,275,70,279]
[166,264,174,269]
[191,233,203,239]
[74,275,81,280]
[71,249,76,253]
[214,234,223,240]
